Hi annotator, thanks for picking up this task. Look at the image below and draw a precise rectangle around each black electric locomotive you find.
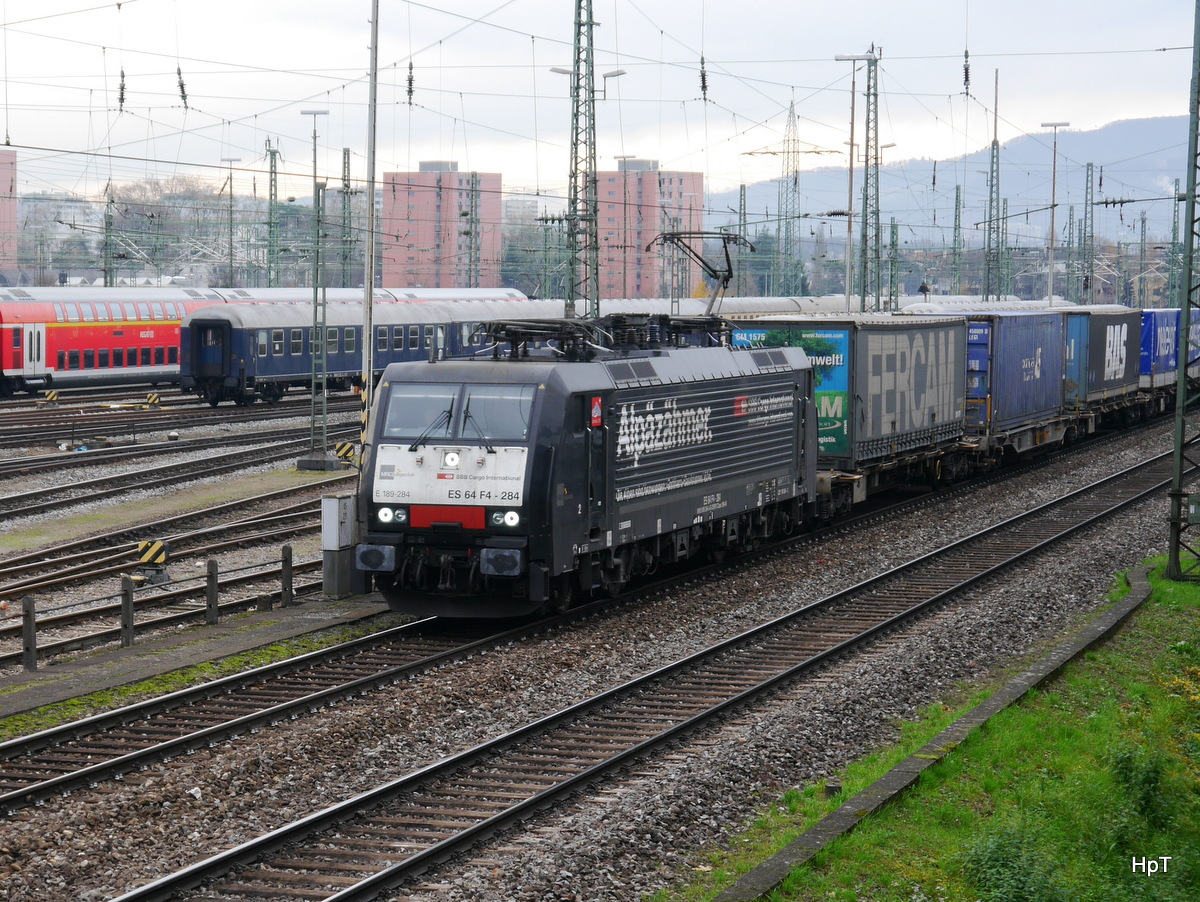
[355,316,818,617]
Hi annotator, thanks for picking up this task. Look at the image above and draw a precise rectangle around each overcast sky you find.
[3,0,1195,215]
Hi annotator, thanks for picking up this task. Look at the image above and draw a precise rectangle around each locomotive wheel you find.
[551,575,574,613]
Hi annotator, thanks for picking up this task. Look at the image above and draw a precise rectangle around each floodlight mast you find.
[834,52,873,313]
[1042,121,1070,303]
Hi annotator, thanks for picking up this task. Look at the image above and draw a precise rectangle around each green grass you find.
[650,560,1200,902]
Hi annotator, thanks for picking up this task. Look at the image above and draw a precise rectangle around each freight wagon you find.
[732,315,967,512]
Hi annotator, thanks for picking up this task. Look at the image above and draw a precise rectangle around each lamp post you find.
[299,109,337,470]
[835,52,874,313]
[220,157,240,286]
[1042,121,1069,303]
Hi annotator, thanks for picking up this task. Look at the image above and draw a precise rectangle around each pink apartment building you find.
[0,149,17,271]
[596,159,704,299]
[380,162,502,289]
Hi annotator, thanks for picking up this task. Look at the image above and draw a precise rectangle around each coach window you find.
[113,348,124,367]
[344,328,356,354]
[140,347,151,366]
[168,346,178,365]
[392,326,404,350]
[271,330,284,355]
[291,329,303,354]
[84,349,95,368]
[53,303,65,323]
[409,325,420,348]
[95,303,109,322]
[65,304,80,322]
[123,303,137,320]
[57,350,66,370]
[137,303,151,320]
[375,326,387,352]
[257,331,269,357]
[327,328,339,356]
[423,325,435,350]
[99,349,110,368]
[68,350,80,369]
[128,347,137,365]
[151,303,164,320]
[81,304,95,322]
[309,328,318,354]
[165,302,178,318]
[155,347,165,365]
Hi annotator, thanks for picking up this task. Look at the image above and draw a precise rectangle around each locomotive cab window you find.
[379,382,536,443]
[461,384,535,441]
[380,384,458,440]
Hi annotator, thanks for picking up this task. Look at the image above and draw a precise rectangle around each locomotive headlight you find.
[394,507,408,524]
[377,507,394,524]
[490,511,504,526]
[442,450,461,469]
[503,510,521,527]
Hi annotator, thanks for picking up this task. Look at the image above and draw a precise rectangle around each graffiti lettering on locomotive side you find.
[616,398,713,466]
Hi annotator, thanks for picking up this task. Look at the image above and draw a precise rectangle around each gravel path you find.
[0,424,1173,901]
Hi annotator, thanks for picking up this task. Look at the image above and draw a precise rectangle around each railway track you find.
[84,450,1173,901]
[0,480,353,662]
[0,430,358,519]
[0,424,356,479]
[0,395,360,450]
[0,433,1166,808]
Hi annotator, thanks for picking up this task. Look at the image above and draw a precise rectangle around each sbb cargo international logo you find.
[617,398,712,466]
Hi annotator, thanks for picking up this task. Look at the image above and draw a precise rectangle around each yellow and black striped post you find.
[132,540,170,586]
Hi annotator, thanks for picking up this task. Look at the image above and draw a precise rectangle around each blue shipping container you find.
[1139,308,1179,389]
[966,311,1065,433]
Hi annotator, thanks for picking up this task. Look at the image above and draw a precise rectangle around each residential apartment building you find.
[380,161,502,289]
[597,159,703,299]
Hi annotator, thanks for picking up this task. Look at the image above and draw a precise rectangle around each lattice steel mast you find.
[857,48,881,310]
[1168,0,1200,579]
[565,0,599,317]
[983,73,1003,302]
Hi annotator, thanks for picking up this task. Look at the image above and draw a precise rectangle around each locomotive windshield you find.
[381,382,536,443]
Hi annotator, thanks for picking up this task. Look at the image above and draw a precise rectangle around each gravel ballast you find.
[0,424,1174,901]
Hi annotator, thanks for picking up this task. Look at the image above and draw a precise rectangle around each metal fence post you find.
[280,545,293,608]
[206,559,219,625]
[121,576,136,647]
[21,596,37,671]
